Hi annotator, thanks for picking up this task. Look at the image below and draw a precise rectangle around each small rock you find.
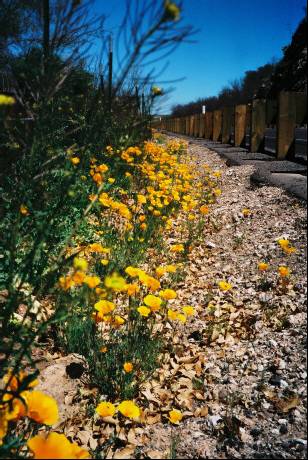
[208,415,222,426]
[280,424,288,434]
[269,374,281,386]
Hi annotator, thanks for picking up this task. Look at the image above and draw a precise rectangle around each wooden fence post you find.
[193,114,198,137]
[205,112,213,139]
[234,105,247,147]
[250,99,266,152]
[199,114,205,138]
[213,110,222,141]
[276,92,297,159]
[188,115,194,136]
[222,107,234,144]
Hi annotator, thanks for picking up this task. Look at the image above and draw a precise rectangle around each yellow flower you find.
[96,401,116,418]
[123,362,133,373]
[113,315,125,327]
[137,306,151,317]
[170,244,184,253]
[118,401,140,419]
[218,281,232,291]
[25,391,59,425]
[167,309,178,321]
[143,295,162,311]
[165,264,177,273]
[125,266,140,277]
[278,266,290,278]
[70,156,80,165]
[100,346,108,353]
[163,1,180,22]
[19,204,29,216]
[258,262,269,271]
[100,259,109,266]
[104,273,127,291]
[159,289,177,300]
[97,164,109,173]
[27,432,90,459]
[213,188,222,196]
[88,243,105,253]
[84,275,101,288]
[72,271,86,285]
[169,409,183,424]
[59,275,75,290]
[126,283,140,296]
[176,313,187,323]
[108,178,115,184]
[283,246,297,254]
[94,300,115,315]
[0,94,15,105]
[278,238,290,248]
[137,194,147,204]
[182,306,195,316]
[0,409,8,446]
[73,257,88,272]
[200,205,209,215]
[156,266,167,278]
[242,208,251,217]
[3,370,38,392]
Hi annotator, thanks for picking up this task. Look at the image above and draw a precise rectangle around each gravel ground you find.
[144,137,307,459]
[32,136,307,459]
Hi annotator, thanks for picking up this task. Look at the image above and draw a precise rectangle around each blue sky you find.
[92,0,306,113]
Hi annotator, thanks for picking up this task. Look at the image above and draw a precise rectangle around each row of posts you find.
[158,92,307,160]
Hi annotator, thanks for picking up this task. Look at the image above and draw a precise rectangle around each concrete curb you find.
[163,132,307,201]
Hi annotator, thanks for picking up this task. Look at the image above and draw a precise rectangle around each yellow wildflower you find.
[137,306,151,317]
[137,194,147,204]
[169,409,183,424]
[218,281,232,291]
[123,362,133,373]
[94,300,115,315]
[118,401,140,419]
[96,401,116,418]
[19,204,29,216]
[200,205,209,215]
[73,257,88,272]
[70,157,80,165]
[278,266,290,278]
[113,315,125,327]
[170,244,184,253]
[84,275,101,288]
[104,273,127,291]
[163,2,180,22]
[176,313,187,323]
[143,295,162,311]
[167,309,178,321]
[258,262,269,271]
[0,94,15,105]
[25,391,59,425]
[27,433,90,459]
[125,266,140,277]
[182,306,195,316]
[242,208,251,217]
[159,289,177,300]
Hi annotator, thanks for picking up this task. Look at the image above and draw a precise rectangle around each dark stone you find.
[269,374,281,386]
[280,424,288,434]
[188,330,203,341]
[251,428,262,438]
[66,362,85,379]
